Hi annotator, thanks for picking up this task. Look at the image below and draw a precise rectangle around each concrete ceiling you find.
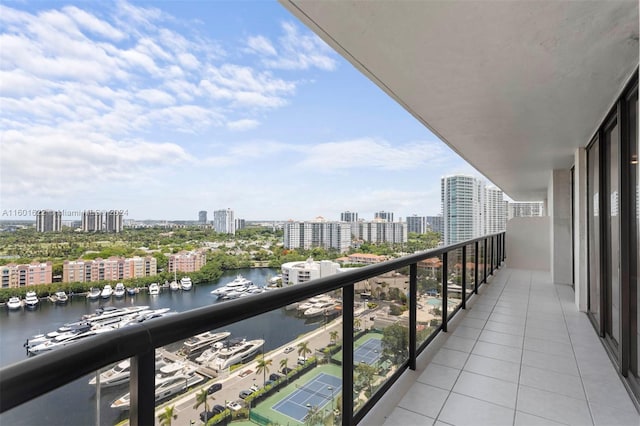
[280,0,639,200]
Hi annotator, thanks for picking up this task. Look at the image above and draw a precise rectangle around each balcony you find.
[1,232,638,426]
[365,267,640,426]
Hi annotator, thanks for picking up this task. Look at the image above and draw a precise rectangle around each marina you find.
[0,268,324,426]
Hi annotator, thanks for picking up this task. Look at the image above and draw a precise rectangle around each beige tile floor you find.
[364,268,640,426]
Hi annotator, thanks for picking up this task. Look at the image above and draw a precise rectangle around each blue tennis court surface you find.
[355,337,382,365]
[272,372,341,422]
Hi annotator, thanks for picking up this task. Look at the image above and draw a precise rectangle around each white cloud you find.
[246,35,277,56]
[297,138,444,171]
[247,21,338,71]
[227,119,260,131]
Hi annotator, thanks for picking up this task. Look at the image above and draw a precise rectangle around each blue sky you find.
[0,0,482,222]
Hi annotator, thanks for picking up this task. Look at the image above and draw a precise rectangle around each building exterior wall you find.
[1,262,53,288]
[167,250,207,273]
[441,175,484,245]
[213,209,235,234]
[281,259,341,286]
[36,210,62,232]
[340,211,358,222]
[406,215,428,234]
[82,211,104,232]
[62,256,156,283]
[106,211,123,233]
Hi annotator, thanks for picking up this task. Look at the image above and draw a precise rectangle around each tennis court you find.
[354,336,382,365]
[272,372,341,422]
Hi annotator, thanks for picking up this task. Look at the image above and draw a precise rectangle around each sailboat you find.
[170,269,180,291]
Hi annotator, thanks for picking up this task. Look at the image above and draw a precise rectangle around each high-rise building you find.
[484,186,507,234]
[426,215,444,235]
[1,262,53,288]
[81,211,103,232]
[340,211,358,222]
[374,211,394,222]
[235,218,246,231]
[406,215,428,234]
[198,210,207,224]
[213,209,235,234]
[36,210,62,233]
[283,219,351,252]
[441,175,484,245]
[354,220,407,244]
[508,201,545,219]
[106,211,123,233]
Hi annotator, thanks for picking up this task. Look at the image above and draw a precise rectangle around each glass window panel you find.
[588,138,601,327]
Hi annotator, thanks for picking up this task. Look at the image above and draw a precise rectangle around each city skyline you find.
[2,1,498,221]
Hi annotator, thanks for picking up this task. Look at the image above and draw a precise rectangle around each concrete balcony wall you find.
[505,217,550,272]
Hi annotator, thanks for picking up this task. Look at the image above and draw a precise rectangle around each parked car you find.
[227,400,243,411]
[207,382,222,394]
[297,356,307,365]
[269,373,282,381]
[212,404,226,414]
[249,383,259,392]
[265,380,274,387]
[200,410,215,422]
[239,389,253,399]
[281,367,293,374]
[283,346,294,353]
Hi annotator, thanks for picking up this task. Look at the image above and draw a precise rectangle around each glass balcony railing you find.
[0,232,505,426]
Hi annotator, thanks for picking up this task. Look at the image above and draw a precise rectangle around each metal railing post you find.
[490,236,494,275]
[342,284,354,426]
[409,263,417,370]
[129,350,155,426]
[483,238,488,283]
[442,252,448,332]
[462,245,467,309]
[474,241,479,294]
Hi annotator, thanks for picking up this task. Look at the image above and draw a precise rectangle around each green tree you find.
[193,388,209,416]
[355,362,377,394]
[381,324,409,365]
[329,330,339,345]
[255,356,272,387]
[297,341,312,360]
[353,317,362,331]
[279,357,289,384]
[158,405,177,426]
[304,405,322,426]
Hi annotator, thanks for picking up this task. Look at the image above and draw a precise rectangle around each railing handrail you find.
[0,232,505,419]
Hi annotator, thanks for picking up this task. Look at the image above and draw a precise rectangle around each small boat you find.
[210,338,265,371]
[180,277,192,291]
[24,291,39,309]
[169,281,180,291]
[87,288,101,300]
[126,287,138,296]
[101,285,113,299]
[148,283,160,295]
[182,331,231,356]
[114,283,125,298]
[54,291,68,304]
[6,296,22,310]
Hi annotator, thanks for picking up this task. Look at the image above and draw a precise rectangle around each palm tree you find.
[193,388,209,416]
[256,356,272,387]
[297,341,312,361]
[158,405,177,426]
[279,357,289,384]
[329,330,339,345]
[353,317,362,332]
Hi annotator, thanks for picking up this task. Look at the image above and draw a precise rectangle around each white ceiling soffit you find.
[280,0,639,200]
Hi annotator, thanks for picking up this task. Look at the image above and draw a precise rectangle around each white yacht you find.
[180,276,193,291]
[169,280,180,291]
[6,296,22,310]
[87,288,101,300]
[181,331,231,356]
[100,285,113,299]
[304,301,337,318]
[148,283,160,295]
[194,341,225,365]
[114,283,125,298]
[110,371,203,410]
[89,355,168,388]
[210,338,264,371]
[53,291,68,304]
[210,275,253,298]
[24,291,39,309]
[29,327,113,355]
